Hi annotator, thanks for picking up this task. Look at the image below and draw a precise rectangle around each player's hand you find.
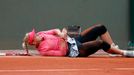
[61,28,67,40]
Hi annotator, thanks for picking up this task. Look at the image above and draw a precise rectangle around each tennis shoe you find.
[125,51,134,57]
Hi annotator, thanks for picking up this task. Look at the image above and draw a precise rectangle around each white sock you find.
[122,50,127,56]
[123,50,134,57]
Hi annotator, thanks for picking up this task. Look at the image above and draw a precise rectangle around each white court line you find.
[0,68,134,72]
[114,68,134,70]
[0,69,102,72]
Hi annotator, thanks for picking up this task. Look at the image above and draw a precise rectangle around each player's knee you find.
[101,41,111,52]
[96,40,104,45]
[94,24,107,34]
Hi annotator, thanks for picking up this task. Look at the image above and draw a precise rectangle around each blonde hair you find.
[22,33,30,54]
[23,33,29,43]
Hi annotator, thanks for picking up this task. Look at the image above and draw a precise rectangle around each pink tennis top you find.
[35,29,68,56]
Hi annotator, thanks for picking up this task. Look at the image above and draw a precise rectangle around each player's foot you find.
[123,51,134,57]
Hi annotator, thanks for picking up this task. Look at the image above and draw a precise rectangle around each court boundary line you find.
[0,69,101,72]
[114,68,134,70]
[0,68,134,72]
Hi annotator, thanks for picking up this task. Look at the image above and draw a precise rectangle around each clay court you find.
[0,50,134,75]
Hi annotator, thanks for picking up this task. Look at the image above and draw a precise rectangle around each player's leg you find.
[80,24,104,42]
[100,31,114,45]
[107,47,134,57]
[78,40,110,57]
[100,29,118,48]
[80,24,118,48]
[78,40,134,57]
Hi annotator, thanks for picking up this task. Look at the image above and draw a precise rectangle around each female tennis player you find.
[22,24,134,57]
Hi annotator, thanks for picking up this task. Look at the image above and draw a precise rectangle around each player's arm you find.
[54,28,67,40]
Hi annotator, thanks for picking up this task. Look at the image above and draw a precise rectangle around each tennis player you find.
[22,24,134,57]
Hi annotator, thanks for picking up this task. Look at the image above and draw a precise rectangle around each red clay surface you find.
[0,56,134,75]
